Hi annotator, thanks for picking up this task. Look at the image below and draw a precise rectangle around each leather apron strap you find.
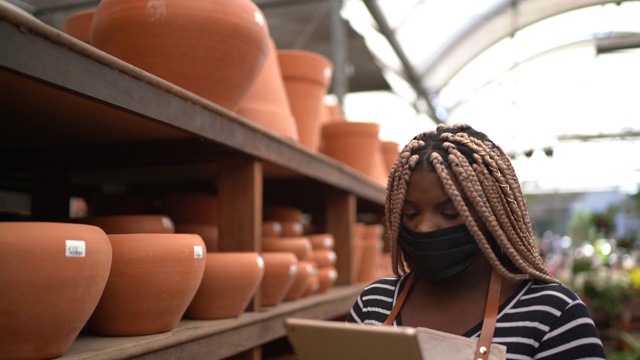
[383,269,503,360]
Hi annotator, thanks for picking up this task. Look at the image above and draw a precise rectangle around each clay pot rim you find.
[277,50,332,87]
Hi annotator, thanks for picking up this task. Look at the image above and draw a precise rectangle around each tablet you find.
[284,318,424,360]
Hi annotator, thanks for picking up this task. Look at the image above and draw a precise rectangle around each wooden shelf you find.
[61,284,363,360]
[0,4,382,359]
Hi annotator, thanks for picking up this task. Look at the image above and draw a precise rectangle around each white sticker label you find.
[66,240,86,257]
[161,217,173,229]
[193,246,204,259]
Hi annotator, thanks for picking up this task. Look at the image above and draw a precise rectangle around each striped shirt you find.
[347,274,606,359]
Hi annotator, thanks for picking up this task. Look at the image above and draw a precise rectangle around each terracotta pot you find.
[85,214,175,234]
[352,223,366,281]
[261,252,298,307]
[237,38,299,141]
[263,236,312,261]
[264,205,303,223]
[63,9,95,44]
[263,221,282,237]
[280,220,304,237]
[164,192,218,225]
[321,121,381,180]
[357,224,384,284]
[373,138,390,186]
[284,260,317,301]
[307,233,334,250]
[90,0,270,111]
[381,141,400,174]
[0,222,112,360]
[317,267,338,294]
[278,50,332,150]
[88,233,206,336]
[174,223,218,252]
[185,252,263,319]
[310,249,337,268]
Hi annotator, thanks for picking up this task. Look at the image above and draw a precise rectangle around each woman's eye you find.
[403,212,418,220]
[442,212,460,220]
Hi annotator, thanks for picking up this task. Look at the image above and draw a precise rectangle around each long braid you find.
[385,123,558,284]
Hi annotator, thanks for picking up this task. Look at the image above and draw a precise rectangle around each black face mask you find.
[398,223,480,283]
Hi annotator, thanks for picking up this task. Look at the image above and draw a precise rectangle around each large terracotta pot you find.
[185,252,263,319]
[63,8,95,44]
[85,214,175,234]
[0,222,112,360]
[321,121,381,180]
[278,50,332,150]
[237,39,299,141]
[261,252,298,307]
[88,233,206,336]
[90,0,270,111]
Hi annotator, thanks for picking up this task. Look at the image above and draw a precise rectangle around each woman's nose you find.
[413,215,438,233]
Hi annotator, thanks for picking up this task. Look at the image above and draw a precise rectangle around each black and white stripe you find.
[347,275,606,359]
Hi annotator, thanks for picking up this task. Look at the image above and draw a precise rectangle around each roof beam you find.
[362,0,443,123]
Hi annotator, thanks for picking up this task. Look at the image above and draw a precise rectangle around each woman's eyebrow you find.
[435,198,454,207]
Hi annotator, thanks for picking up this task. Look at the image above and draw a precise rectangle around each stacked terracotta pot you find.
[308,233,338,294]
[355,223,389,284]
[262,205,319,303]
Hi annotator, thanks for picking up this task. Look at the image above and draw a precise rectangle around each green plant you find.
[609,332,640,360]
[573,267,632,317]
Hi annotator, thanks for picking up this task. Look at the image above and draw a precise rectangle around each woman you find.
[347,124,606,359]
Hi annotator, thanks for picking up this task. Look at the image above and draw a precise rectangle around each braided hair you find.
[385,123,558,284]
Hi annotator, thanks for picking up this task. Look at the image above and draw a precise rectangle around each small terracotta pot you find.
[185,252,264,319]
[0,222,112,360]
[262,221,282,237]
[278,50,332,150]
[352,223,366,280]
[280,220,304,237]
[263,237,312,261]
[88,233,206,336]
[237,38,299,141]
[310,249,337,269]
[317,267,338,294]
[302,275,320,297]
[264,205,303,223]
[261,252,298,307]
[90,0,271,111]
[284,260,317,301]
[85,214,175,234]
[164,192,218,225]
[63,8,95,44]
[174,223,218,252]
[307,233,334,250]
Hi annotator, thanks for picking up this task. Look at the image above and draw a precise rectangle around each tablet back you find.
[284,318,424,360]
